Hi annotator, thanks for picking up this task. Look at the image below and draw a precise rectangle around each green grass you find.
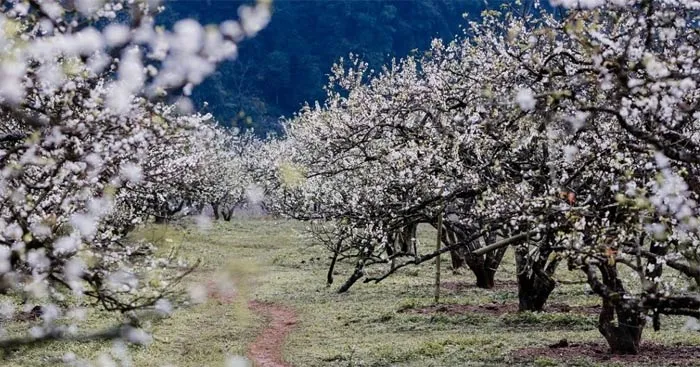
[2,219,699,366]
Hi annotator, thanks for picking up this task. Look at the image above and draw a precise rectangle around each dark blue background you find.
[162,1,516,134]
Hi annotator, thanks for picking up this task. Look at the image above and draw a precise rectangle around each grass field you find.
[2,219,700,366]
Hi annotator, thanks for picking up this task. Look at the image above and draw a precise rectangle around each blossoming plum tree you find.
[277,0,700,355]
[0,0,270,351]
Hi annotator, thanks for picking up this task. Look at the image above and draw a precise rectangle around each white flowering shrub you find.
[274,0,700,355]
[127,115,253,223]
[484,0,700,354]
[0,0,270,351]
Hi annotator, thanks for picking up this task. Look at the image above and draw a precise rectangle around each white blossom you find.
[515,88,536,111]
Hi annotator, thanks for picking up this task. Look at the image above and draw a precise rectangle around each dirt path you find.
[247,300,298,367]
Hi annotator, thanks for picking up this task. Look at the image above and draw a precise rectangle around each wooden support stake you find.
[435,212,443,304]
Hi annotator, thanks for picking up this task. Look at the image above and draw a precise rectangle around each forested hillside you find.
[162,0,507,134]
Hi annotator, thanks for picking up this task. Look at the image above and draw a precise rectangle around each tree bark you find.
[514,248,557,312]
[210,202,220,220]
[442,227,504,289]
[516,269,556,312]
[447,229,465,270]
[222,207,233,221]
[588,263,646,354]
[327,250,339,286]
[513,230,560,312]
[449,250,465,270]
[337,263,364,293]
[598,299,646,354]
[434,213,443,303]
[396,224,417,255]
[471,262,496,288]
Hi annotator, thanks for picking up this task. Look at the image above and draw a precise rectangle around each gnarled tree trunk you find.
[516,271,555,312]
[599,298,646,354]
[443,227,505,289]
[514,236,560,312]
[587,263,646,354]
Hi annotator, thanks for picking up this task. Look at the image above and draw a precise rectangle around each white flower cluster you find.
[262,0,700,354]
[0,0,270,352]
